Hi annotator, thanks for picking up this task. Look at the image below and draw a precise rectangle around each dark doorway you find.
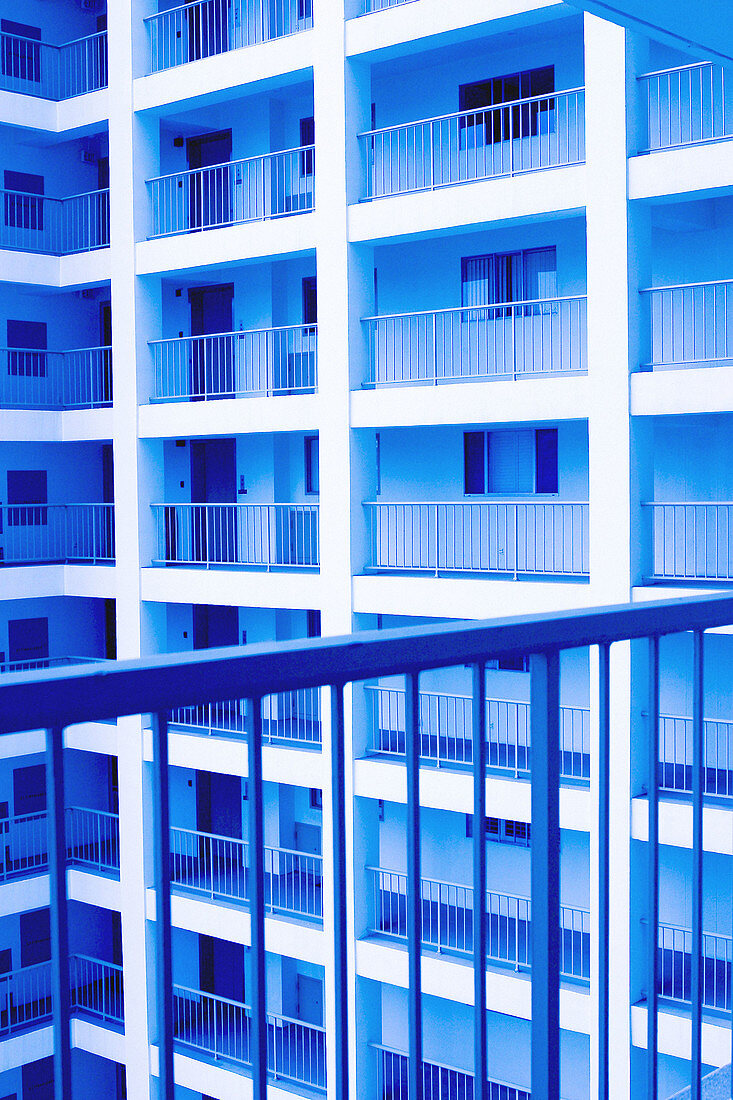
[198,934,244,1003]
[186,0,229,63]
[187,130,232,231]
[13,763,46,815]
[188,283,234,398]
[99,300,112,404]
[20,908,50,966]
[1,19,41,84]
[192,603,238,649]
[8,617,48,666]
[196,770,242,838]
[6,318,46,380]
[190,439,237,563]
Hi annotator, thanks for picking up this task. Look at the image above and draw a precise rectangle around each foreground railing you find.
[641,281,733,370]
[147,147,315,237]
[646,502,733,581]
[659,925,732,1011]
[2,595,732,1098]
[366,501,589,577]
[364,298,587,386]
[0,189,110,254]
[638,63,733,152]
[0,503,115,565]
[169,686,322,743]
[659,714,733,797]
[367,686,590,779]
[0,30,107,99]
[173,985,326,1089]
[373,1044,530,1100]
[360,89,585,199]
[0,345,112,408]
[150,325,317,401]
[145,0,313,73]
[152,502,318,568]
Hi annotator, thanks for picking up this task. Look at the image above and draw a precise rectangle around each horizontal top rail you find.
[643,500,733,506]
[638,62,713,79]
[357,88,585,138]
[152,500,315,507]
[1,29,106,50]
[150,323,316,346]
[143,0,210,21]
[68,805,119,820]
[362,295,586,322]
[73,952,123,970]
[0,186,108,203]
[1,594,733,733]
[640,279,733,293]
[364,498,584,505]
[146,146,314,186]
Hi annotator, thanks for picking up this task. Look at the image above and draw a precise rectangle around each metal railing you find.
[69,954,124,1025]
[170,827,323,918]
[0,503,115,565]
[169,686,322,743]
[646,502,733,581]
[360,89,585,199]
[145,0,313,74]
[147,147,315,238]
[364,298,587,386]
[366,501,589,577]
[0,30,107,99]
[0,188,110,254]
[641,281,733,370]
[0,345,112,409]
[659,714,733,797]
[373,1044,531,1100]
[0,961,52,1036]
[638,63,733,152]
[0,811,48,881]
[150,324,317,401]
[173,985,327,1089]
[659,925,732,1011]
[152,502,318,568]
[66,807,120,874]
[371,868,590,980]
[366,686,590,779]
[0,655,106,674]
[361,0,416,11]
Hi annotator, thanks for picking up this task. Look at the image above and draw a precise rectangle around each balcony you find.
[0,954,123,1038]
[366,685,590,780]
[374,1045,529,1100]
[0,30,107,100]
[641,281,733,371]
[638,63,733,153]
[364,298,587,387]
[365,501,589,577]
[659,925,731,1011]
[152,502,318,569]
[147,147,315,239]
[659,713,732,797]
[0,504,115,566]
[0,345,112,409]
[0,806,120,882]
[169,686,322,745]
[0,188,110,255]
[371,867,590,980]
[150,324,317,402]
[646,502,733,582]
[359,89,585,200]
[144,0,313,75]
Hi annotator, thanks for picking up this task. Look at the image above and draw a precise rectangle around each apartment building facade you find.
[0,0,731,1097]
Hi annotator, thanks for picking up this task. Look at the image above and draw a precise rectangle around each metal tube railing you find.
[373,1043,531,1100]
[641,280,733,370]
[0,961,53,1036]
[66,807,120,874]
[659,713,733,797]
[0,30,107,99]
[147,147,315,238]
[0,811,48,882]
[658,924,732,1011]
[361,0,416,10]
[359,88,585,199]
[365,501,589,577]
[638,63,733,152]
[0,188,110,254]
[646,502,733,580]
[0,655,106,675]
[145,0,313,74]
[152,502,318,568]
[364,298,587,385]
[0,503,115,565]
[366,685,590,779]
[69,954,124,1024]
[169,686,322,743]
[0,344,112,410]
[150,325,317,401]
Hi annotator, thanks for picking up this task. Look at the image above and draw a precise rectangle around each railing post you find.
[247,696,267,1100]
[46,725,71,1100]
[598,643,611,1100]
[152,712,174,1100]
[647,636,660,1100]
[472,662,487,1095]
[405,670,423,1099]
[330,682,349,1100]
[690,630,704,1100]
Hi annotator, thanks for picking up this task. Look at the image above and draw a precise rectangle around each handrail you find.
[643,500,733,506]
[0,186,108,204]
[171,823,319,863]
[72,952,123,971]
[67,805,119,822]
[146,145,315,186]
[638,62,713,80]
[365,497,584,504]
[150,323,316,346]
[1,29,106,50]
[362,295,586,322]
[640,279,733,293]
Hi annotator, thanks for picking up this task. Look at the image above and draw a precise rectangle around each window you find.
[302,275,317,325]
[300,116,315,176]
[461,248,557,309]
[298,0,313,22]
[4,169,43,231]
[459,66,555,144]
[1,19,41,83]
[486,816,531,847]
[310,787,322,810]
[487,654,529,672]
[7,469,47,525]
[307,609,321,637]
[304,435,319,494]
[7,319,47,377]
[463,429,558,495]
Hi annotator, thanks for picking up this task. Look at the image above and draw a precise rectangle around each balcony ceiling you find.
[569,0,733,64]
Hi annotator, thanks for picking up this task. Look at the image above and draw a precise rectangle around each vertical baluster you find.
[406,670,423,1100]
[691,631,704,1098]
[472,660,487,1092]
[248,696,267,1100]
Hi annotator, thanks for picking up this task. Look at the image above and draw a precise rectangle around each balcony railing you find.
[366,686,590,779]
[170,827,323,919]
[0,503,115,565]
[364,298,587,386]
[0,345,112,409]
[638,63,733,152]
[147,147,315,238]
[169,686,322,744]
[360,89,585,199]
[0,955,122,1037]
[0,188,110,255]
[150,324,317,401]
[373,1044,530,1100]
[659,925,732,1011]
[361,0,416,11]
[0,811,48,882]
[69,954,124,1025]
[0,961,53,1036]
[145,0,313,74]
[371,868,590,980]
[365,501,589,577]
[659,713,733,797]
[0,655,106,674]
[173,985,327,1090]
[641,281,733,370]
[0,30,107,99]
[646,502,733,581]
[152,502,319,568]
[66,807,120,874]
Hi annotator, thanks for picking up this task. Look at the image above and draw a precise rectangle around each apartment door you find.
[22,1056,54,1100]
[13,764,46,815]
[297,974,323,1027]
[20,908,50,967]
[186,0,229,62]
[188,283,234,398]
[193,603,240,728]
[8,616,48,669]
[187,130,232,231]
[99,300,112,403]
[196,771,242,839]
[198,934,244,1003]
[190,439,236,563]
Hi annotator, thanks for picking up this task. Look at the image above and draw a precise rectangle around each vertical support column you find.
[330,682,349,1100]
[597,643,611,1100]
[46,725,71,1099]
[405,671,423,1100]
[247,696,267,1100]
[530,650,560,1100]
[647,636,659,1100]
[152,712,173,1099]
[472,662,487,1092]
[690,630,704,1099]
